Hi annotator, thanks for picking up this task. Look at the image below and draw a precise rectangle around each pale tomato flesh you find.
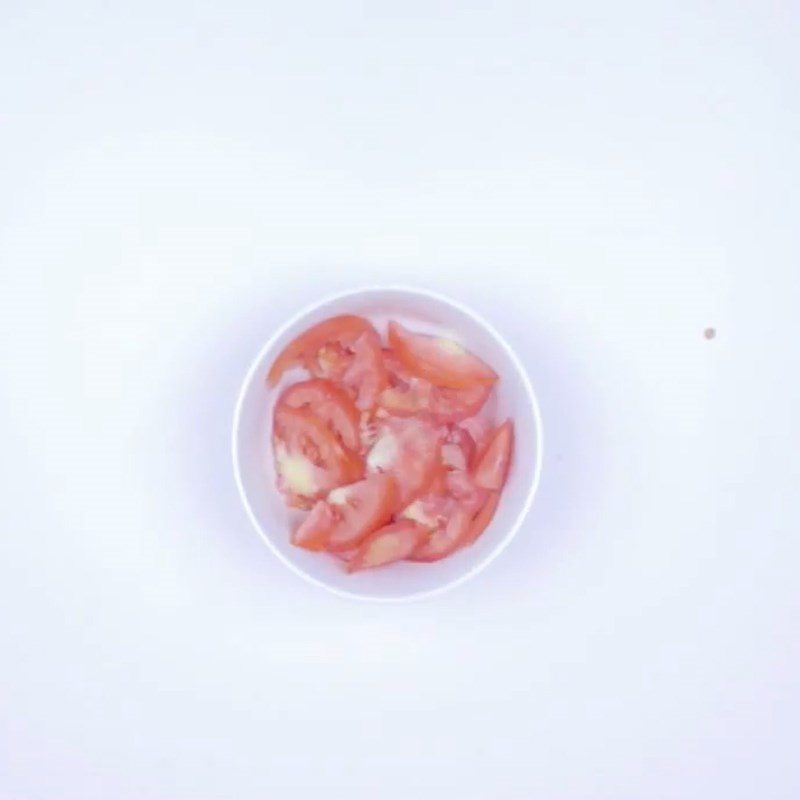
[366,417,443,508]
[399,493,455,530]
[440,426,476,472]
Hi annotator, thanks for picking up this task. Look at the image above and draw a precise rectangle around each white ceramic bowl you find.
[232,286,543,602]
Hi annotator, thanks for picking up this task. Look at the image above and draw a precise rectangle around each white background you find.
[1,2,799,798]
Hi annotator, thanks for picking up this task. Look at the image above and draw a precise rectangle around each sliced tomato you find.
[473,419,513,491]
[340,330,387,411]
[378,361,432,417]
[303,341,349,381]
[291,500,336,550]
[463,491,501,547]
[440,426,476,472]
[324,473,397,551]
[378,352,491,422]
[409,502,473,562]
[459,416,492,465]
[271,315,511,570]
[268,315,376,386]
[427,462,449,496]
[278,379,360,452]
[292,473,396,552]
[440,444,468,472]
[445,469,489,514]
[429,383,492,422]
[365,416,443,508]
[273,405,363,506]
[347,520,428,572]
[388,321,498,389]
[399,493,455,530]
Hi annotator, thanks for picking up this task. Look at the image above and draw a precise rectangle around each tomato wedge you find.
[366,417,443,508]
[378,353,492,422]
[459,416,492,465]
[445,469,489,514]
[273,405,363,506]
[463,491,500,547]
[377,354,432,416]
[429,383,492,422]
[473,419,513,491]
[292,473,396,552]
[347,520,428,572]
[388,321,498,389]
[399,493,454,530]
[340,331,387,411]
[440,426,476,472]
[291,500,336,551]
[279,379,360,452]
[409,502,473,562]
[268,315,376,386]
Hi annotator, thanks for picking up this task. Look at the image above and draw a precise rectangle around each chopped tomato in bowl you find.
[269,312,513,569]
[232,287,542,601]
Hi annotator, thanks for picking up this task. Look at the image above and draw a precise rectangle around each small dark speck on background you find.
[704,327,716,340]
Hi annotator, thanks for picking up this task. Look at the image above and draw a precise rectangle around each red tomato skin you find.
[388,321,498,389]
[346,520,428,572]
[268,315,376,386]
[473,419,514,491]
[278,378,361,452]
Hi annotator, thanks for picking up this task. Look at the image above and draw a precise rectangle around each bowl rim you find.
[231,284,544,602]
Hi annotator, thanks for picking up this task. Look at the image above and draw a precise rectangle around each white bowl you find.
[232,286,543,602]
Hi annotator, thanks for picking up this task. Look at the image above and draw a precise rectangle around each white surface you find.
[233,286,542,601]
[1,1,798,798]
